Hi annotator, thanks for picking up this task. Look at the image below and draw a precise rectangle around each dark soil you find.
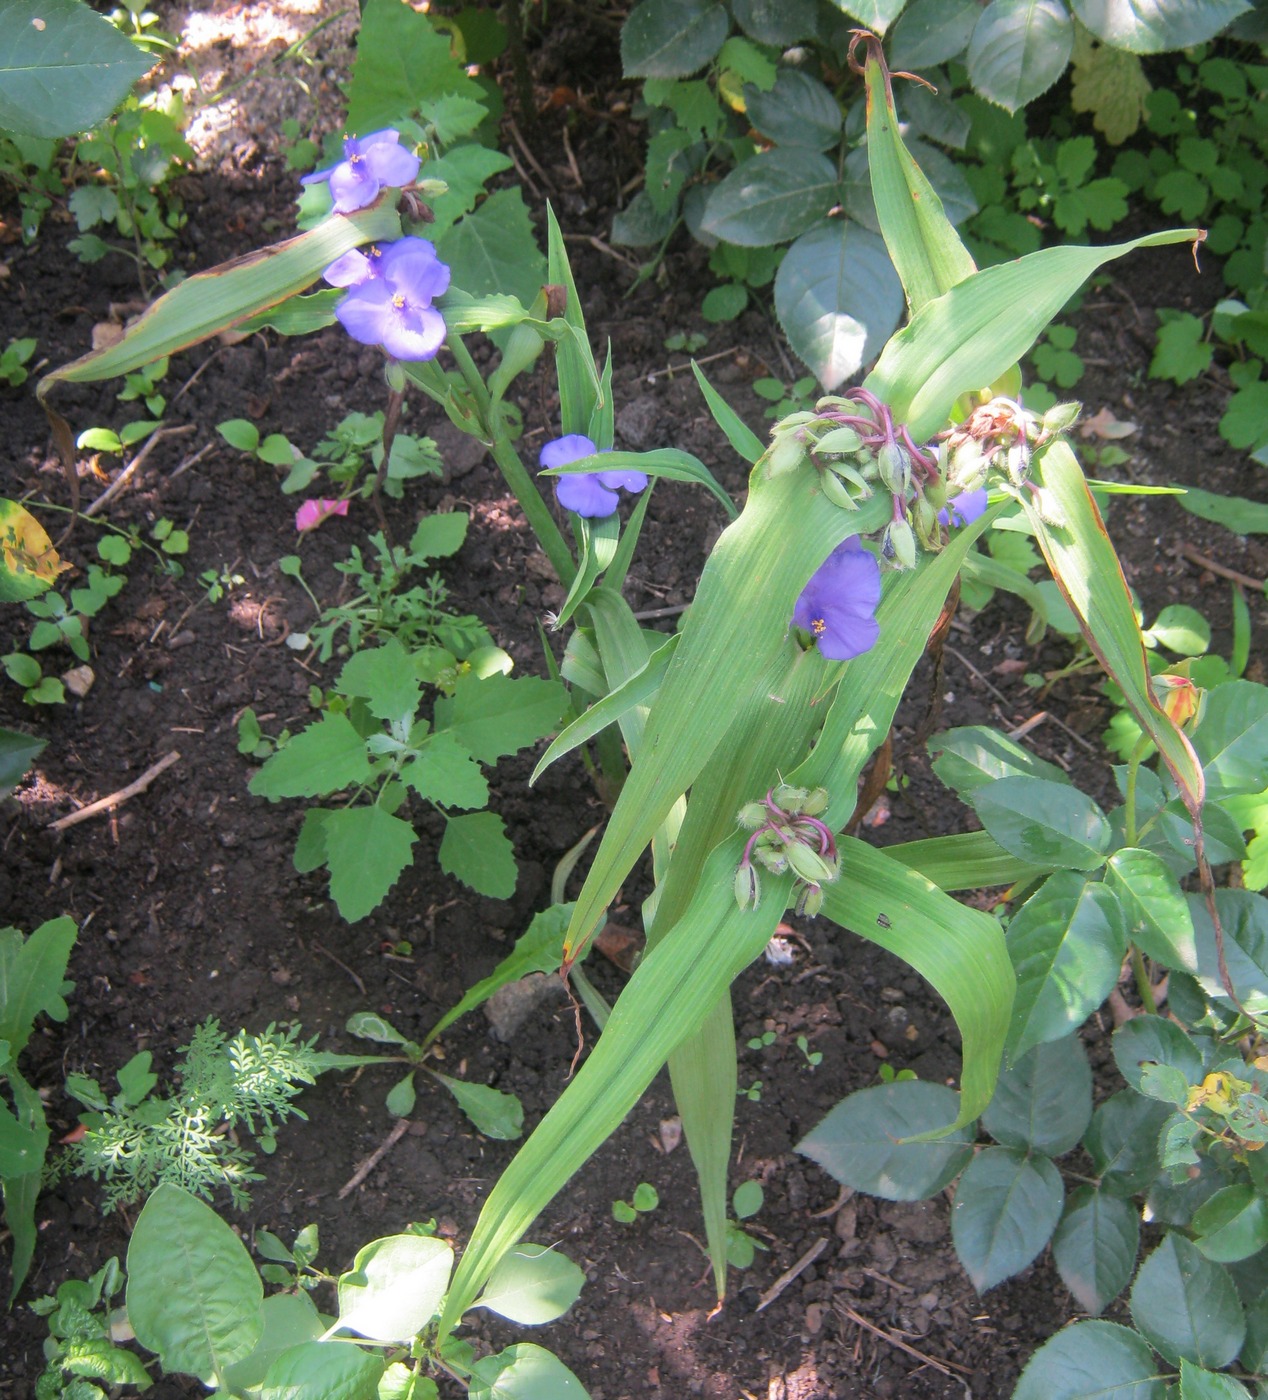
[2,8,1266,1398]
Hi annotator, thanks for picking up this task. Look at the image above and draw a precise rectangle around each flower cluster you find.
[538,434,648,519]
[942,396,1080,494]
[735,784,840,918]
[301,129,420,214]
[303,129,450,365]
[324,236,450,362]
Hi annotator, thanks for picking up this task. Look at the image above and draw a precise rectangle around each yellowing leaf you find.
[1070,27,1151,146]
[0,500,69,601]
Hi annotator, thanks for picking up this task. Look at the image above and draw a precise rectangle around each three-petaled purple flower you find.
[792,537,881,661]
[937,488,989,529]
[326,237,451,362]
[539,434,648,519]
[301,129,421,214]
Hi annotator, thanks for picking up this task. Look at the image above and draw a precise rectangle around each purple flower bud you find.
[333,237,450,362]
[301,128,421,214]
[792,537,881,662]
[936,489,989,529]
[539,434,648,519]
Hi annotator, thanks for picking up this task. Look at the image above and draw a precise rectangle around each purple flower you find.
[301,129,421,214]
[333,237,450,362]
[937,489,989,529]
[539,434,648,519]
[792,537,881,661]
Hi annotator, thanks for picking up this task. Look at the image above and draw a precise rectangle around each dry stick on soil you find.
[312,941,367,998]
[1180,542,1265,592]
[834,1301,975,1379]
[48,750,181,831]
[337,1116,411,1199]
[755,1236,829,1312]
[945,644,1099,756]
[84,424,197,517]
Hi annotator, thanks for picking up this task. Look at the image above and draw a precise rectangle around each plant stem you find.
[1130,943,1158,1016]
[446,333,577,587]
[1123,733,1151,847]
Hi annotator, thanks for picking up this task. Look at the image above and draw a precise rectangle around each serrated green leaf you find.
[322,806,417,923]
[1111,1015,1203,1095]
[889,0,978,68]
[700,150,839,247]
[1007,873,1126,1057]
[1178,1358,1253,1400]
[1192,1186,1268,1265]
[1069,24,1152,143]
[0,915,77,1055]
[435,673,565,765]
[774,221,905,391]
[1130,1233,1244,1368]
[1070,0,1250,53]
[423,146,514,239]
[473,1243,584,1323]
[1151,313,1213,385]
[730,0,818,44]
[982,1036,1092,1156]
[436,188,546,311]
[1013,1320,1165,1400]
[796,1081,975,1201]
[406,732,489,809]
[1192,682,1268,797]
[1085,1091,1170,1196]
[1052,1186,1140,1316]
[620,0,728,78]
[0,0,153,139]
[745,69,841,150]
[951,1146,1063,1293]
[439,812,517,898]
[968,0,1074,114]
[1192,890,1268,1018]
[248,715,374,799]
[338,639,422,725]
[344,0,483,132]
[127,1185,263,1385]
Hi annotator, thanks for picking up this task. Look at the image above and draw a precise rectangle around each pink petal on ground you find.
[295,498,350,532]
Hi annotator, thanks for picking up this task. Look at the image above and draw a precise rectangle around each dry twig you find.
[835,1301,974,1378]
[48,751,181,832]
[338,1117,411,1199]
[85,425,197,517]
[1180,542,1264,592]
[756,1236,828,1312]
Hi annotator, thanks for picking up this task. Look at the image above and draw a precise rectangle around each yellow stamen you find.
[392,293,406,308]
[811,618,827,634]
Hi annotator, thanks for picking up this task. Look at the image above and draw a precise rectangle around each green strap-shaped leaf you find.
[822,840,1012,1127]
[547,205,599,435]
[546,447,738,521]
[438,842,789,1336]
[862,47,977,313]
[886,830,1048,890]
[866,228,1203,439]
[555,513,619,630]
[40,202,402,393]
[561,471,889,958]
[691,360,763,464]
[1020,438,1204,816]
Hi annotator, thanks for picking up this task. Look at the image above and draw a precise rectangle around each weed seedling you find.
[613,1182,660,1223]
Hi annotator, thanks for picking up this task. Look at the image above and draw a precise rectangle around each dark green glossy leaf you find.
[700,150,839,247]
[1192,1185,1268,1265]
[968,0,1074,113]
[951,1146,1063,1292]
[745,70,841,150]
[621,0,728,78]
[983,1036,1092,1156]
[1052,1187,1140,1316]
[774,222,905,390]
[1112,1016,1204,1096]
[797,1081,975,1201]
[1013,1320,1166,1400]
[973,776,1112,871]
[930,725,1069,802]
[1070,0,1250,52]
[1106,848,1197,972]
[1130,1233,1244,1368]
[889,0,978,67]
[1008,875,1126,1057]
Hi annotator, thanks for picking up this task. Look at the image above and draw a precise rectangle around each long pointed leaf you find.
[862,48,976,312]
[438,844,790,1337]
[546,205,597,435]
[867,229,1203,439]
[823,839,1012,1127]
[562,473,890,958]
[1021,439,1204,814]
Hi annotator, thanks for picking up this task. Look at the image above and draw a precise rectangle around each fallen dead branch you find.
[48,751,181,832]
